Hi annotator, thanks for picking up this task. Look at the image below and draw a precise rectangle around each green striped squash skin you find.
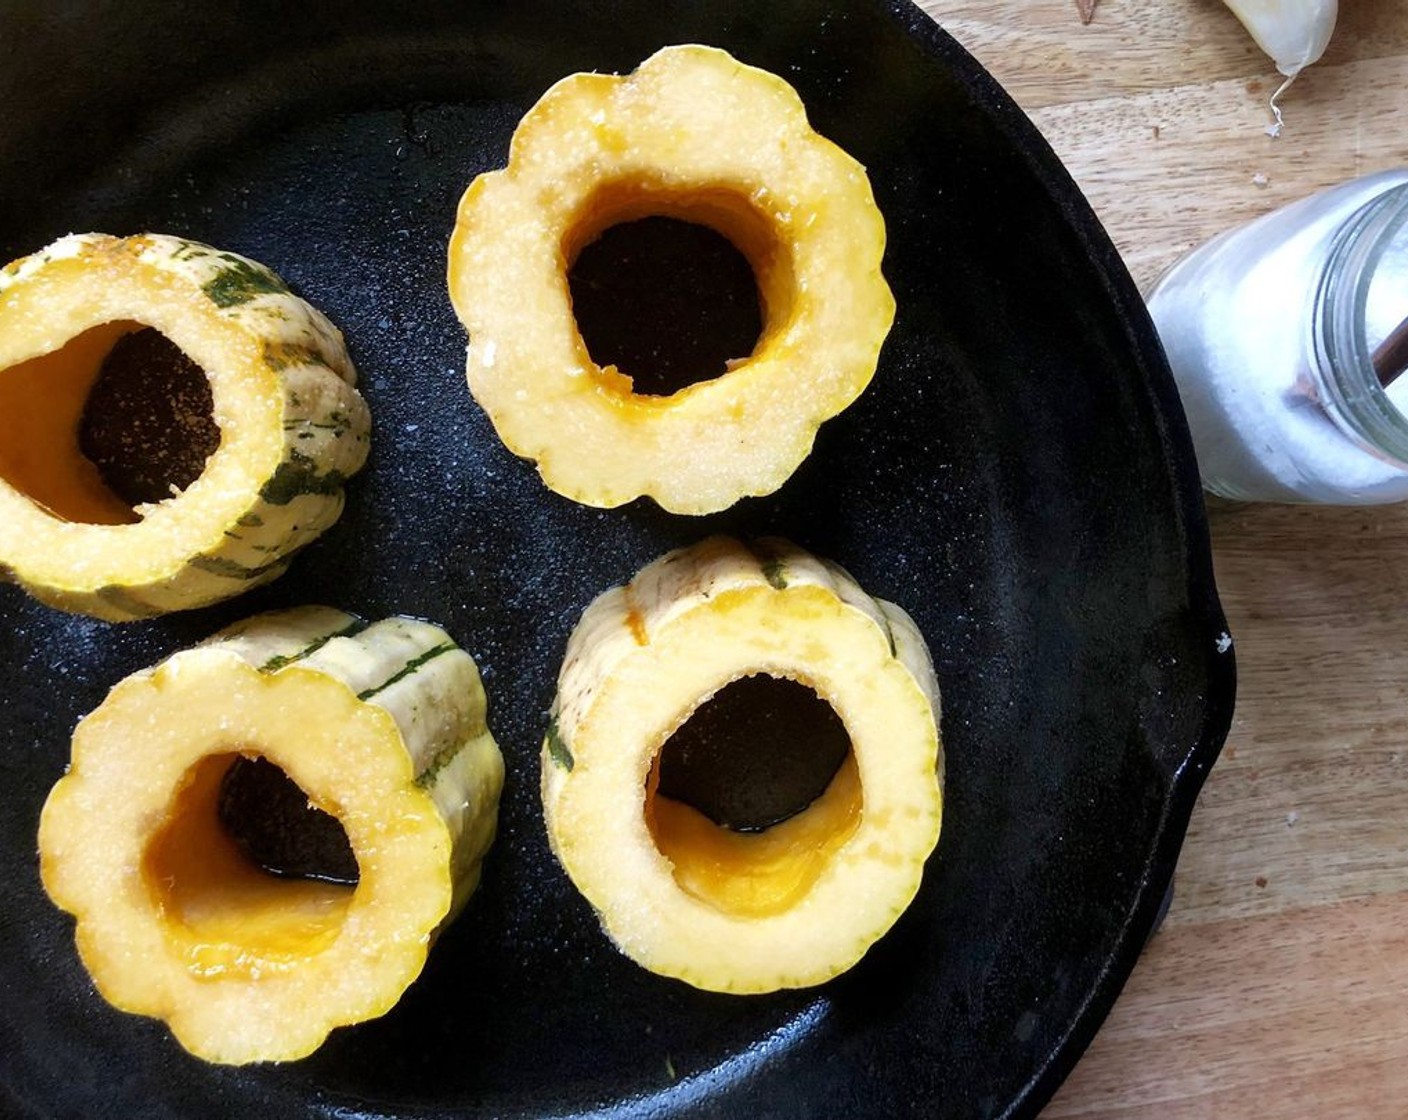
[539,535,944,994]
[0,234,370,621]
[544,536,941,781]
[201,606,504,912]
[37,605,504,1063]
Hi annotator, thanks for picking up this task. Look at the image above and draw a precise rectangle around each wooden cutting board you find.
[917,2,1408,1116]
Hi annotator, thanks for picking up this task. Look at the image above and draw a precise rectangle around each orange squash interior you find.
[560,178,797,402]
[142,751,355,979]
[645,719,863,919]
[0,320,150,524]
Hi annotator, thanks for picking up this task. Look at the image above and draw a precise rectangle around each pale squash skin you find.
[542,538,943,993]
[0,234,370,620]
[38,607,504,1065]
[447,45,895,515]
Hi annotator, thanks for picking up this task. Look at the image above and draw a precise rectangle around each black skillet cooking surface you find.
[0,2,1235,1117]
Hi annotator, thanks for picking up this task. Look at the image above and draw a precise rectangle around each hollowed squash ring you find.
[541,537,943,993]
[0,234,369,620]
[447,45,896,515]
[38,607,504,1064]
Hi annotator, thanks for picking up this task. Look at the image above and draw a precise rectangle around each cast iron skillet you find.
[0,2,1236,1117]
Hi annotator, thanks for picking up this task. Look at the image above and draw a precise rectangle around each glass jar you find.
[1147,169,1408,503]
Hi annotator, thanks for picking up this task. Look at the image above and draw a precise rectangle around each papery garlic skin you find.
[1224,0,1337,78]
[1222,0,1338,132]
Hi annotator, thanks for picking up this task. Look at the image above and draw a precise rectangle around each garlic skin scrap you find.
[1222,0,1338,132]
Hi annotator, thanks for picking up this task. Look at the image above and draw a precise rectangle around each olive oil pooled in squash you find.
[39,607,504,1065]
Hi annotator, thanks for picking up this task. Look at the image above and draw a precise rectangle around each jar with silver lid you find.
[1147,169,1408,503]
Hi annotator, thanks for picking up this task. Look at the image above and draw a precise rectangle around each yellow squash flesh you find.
[542,537,943,993]
[447,44,895,514]
[0,234,370,620]
[38,607,504,1064]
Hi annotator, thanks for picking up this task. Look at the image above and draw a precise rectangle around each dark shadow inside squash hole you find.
[79,326,221,507]
[568,217,763,397]
[217,756,359,885]
[656,675,851,833]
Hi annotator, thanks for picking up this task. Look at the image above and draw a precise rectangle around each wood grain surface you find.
[915,2,1408,1116]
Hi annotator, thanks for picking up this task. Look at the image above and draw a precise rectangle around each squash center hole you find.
[217,756,359,886]
[79,326,220,508]
[142,753,355,964]
[0,321,219,524]
[568,217,763,397]
[656,675,850,833]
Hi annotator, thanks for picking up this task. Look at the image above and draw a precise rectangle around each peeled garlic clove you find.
[1223,0,1337,133]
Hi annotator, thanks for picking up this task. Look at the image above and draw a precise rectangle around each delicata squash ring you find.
[38,607,504,1064]
[447,44,896,515]
[542,537,943,993]
[0,233,369,621]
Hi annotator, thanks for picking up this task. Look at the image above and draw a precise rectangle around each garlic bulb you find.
[1222,0,1338,133]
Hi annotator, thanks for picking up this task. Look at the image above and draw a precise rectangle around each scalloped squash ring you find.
[39,607,504,1064]
[542,538,943,992]
[0,233,369,621]
[447,44,896,515]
